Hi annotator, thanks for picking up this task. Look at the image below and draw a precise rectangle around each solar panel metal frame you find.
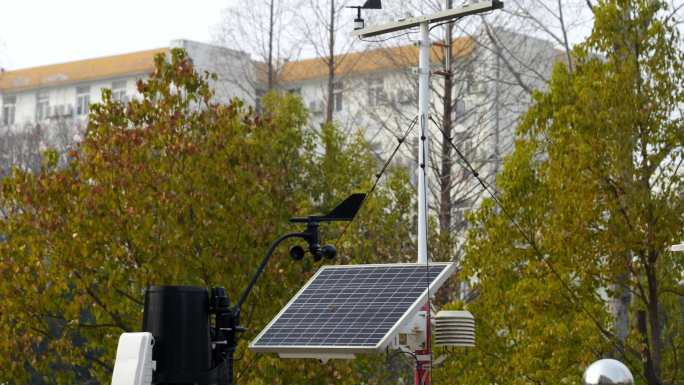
[249,262,456,358]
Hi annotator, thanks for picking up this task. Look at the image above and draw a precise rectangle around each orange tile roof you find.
[0,38,473,93]
[277,37,473,84]
[0,48,169,93]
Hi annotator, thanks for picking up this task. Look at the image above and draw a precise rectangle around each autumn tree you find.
[440,1,684,384]
[0,49,417,384]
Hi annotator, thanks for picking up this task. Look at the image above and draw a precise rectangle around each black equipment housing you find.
[143,286,232,385]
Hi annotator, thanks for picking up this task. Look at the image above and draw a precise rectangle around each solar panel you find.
[249,263,456,359]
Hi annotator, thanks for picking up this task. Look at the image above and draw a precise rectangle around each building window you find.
[53,105,65,117]
[466,74,486,94]
[333,81,343,112]
[76,85,90,116]
[36,91,50,121]
[453,199,472,232]
[454,131,473,159]
[450,100,466,123]
[367,77,385,106]
[2,95,16,126]
[288,87,301,96]
[112,80,127,102]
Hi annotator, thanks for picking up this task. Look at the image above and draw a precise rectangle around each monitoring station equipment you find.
[111,194,366,385]
[110,2,504,384]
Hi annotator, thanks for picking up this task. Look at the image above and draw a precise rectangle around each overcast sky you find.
[0,0,598,71]
[0,0,227,70]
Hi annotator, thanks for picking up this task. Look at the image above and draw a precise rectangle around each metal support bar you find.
[417,21,430,265]
[234,231,308,310]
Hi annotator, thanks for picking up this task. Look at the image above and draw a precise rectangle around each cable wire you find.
[430,116,638,356]
[429,16,464,32]
[360,30,418,43]
[428,116,507,221]
[333,116,418,254]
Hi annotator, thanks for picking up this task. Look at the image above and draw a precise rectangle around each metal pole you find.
[416,22,432,385]
[414,304,432,385]
[417,21,430,264]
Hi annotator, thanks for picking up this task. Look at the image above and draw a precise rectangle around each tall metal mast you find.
[352,2,503,384]
[353,0,503,264]
[417,21,430,264]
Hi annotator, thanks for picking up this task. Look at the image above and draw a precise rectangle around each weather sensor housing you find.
[142,286,214,384]
[347,0,382,31]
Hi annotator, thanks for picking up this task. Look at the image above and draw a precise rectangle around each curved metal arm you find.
[234,232,307,312]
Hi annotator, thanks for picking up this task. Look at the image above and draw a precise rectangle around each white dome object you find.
[583,359,634,385]
[433,310,475,347]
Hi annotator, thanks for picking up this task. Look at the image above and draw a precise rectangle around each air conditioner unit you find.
[50,105,63,118]
[377,91,389,106]
[308,100,323,114]
[397,90,413,104]
[469,81,487,94]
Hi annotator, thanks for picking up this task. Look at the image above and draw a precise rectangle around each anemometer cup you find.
[321,245,337,259]
[287,194,364,263]
[291,242,336,262]
[289,245,306,260]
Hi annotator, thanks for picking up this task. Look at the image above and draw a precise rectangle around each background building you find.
[0,30,559,237]
[0,40,252,174]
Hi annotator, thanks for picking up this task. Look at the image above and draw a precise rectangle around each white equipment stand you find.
[111,332,156,385]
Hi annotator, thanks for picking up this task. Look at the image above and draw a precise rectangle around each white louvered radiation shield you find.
[433,310,475,347]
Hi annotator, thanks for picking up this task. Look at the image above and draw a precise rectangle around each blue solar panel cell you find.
[250,263,455,355]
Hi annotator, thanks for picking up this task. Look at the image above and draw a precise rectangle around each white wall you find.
[0,74,144,131]
[0,40,254,132]
[172,39,256,106]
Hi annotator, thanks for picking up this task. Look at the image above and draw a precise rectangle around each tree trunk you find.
[638,308,661,385]
[325,0,335,124]
[267,0,275,90]
[645,260,663,385]
[439,0,454,241]
[610,271,631,358]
